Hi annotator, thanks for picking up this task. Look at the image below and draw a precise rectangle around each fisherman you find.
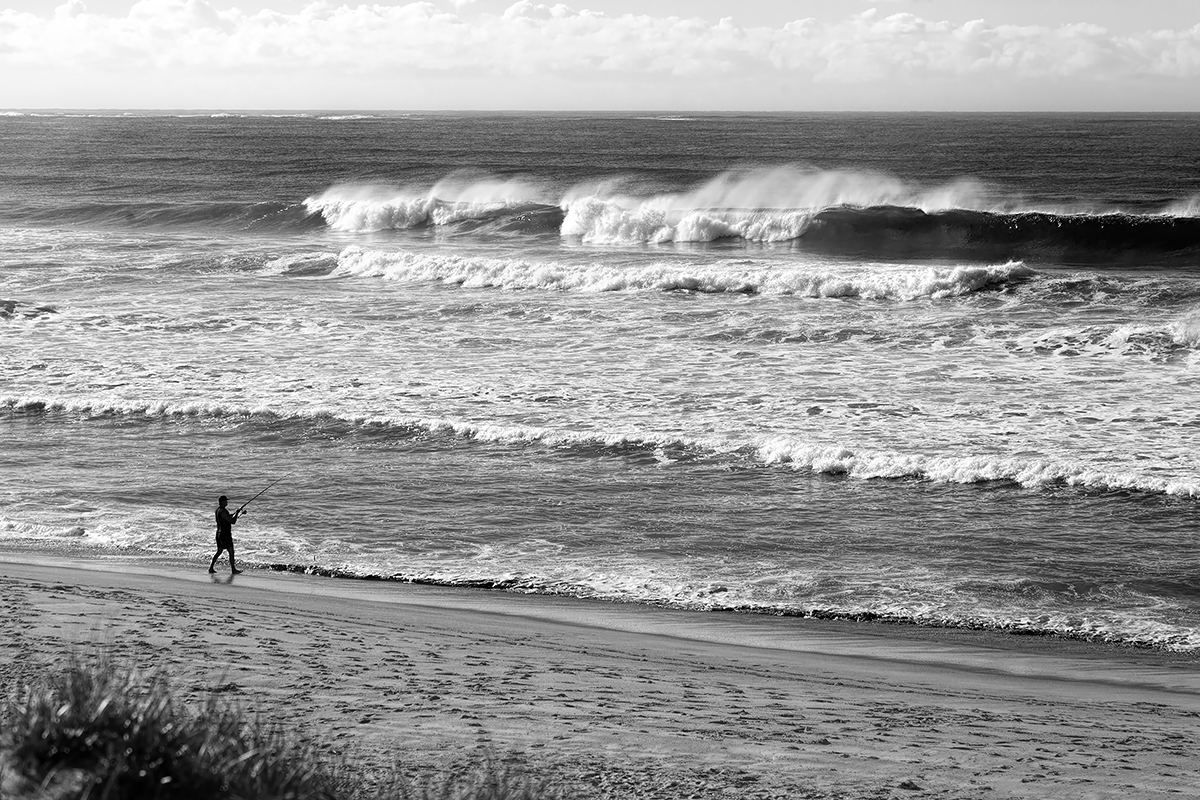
[209,495,244,575]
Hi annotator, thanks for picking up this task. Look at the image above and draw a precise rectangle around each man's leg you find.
[209,546,221,573]
[230,546,242,574]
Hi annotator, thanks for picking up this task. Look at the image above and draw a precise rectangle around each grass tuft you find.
[3,653,351,800]
[1,655,569,800]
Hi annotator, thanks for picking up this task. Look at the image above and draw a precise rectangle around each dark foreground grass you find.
[0,655,564,800]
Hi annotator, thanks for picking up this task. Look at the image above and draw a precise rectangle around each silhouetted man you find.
[209,495,244,574]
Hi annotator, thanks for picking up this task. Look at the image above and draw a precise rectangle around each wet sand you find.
[2,555,1199,799]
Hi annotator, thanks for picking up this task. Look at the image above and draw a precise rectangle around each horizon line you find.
[5,108,1200,116]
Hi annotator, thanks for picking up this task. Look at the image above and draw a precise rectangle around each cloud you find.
[1,2,1198,107]
[768,10,1200,82]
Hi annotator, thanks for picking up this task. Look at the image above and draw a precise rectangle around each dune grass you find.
[0,655,564,800]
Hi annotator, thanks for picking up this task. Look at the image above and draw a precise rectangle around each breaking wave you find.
[330,247,1032,298]
[559,202,1200,263]
[5,398,1197,498]
[756,440,1200,497]
[300,168,1200,265]
[8,164,1199,264]
[303,177,559,234]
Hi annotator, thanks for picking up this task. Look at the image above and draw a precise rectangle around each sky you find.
[1,0,1198,111]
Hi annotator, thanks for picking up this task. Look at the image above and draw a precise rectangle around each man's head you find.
[218,495,228,507]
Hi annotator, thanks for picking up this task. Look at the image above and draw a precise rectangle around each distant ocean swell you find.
[15,200,321,232]
[6,401,1197,497]
[0,112,396,121]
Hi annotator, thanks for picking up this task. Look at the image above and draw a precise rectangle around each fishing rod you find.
[236,475,287,515]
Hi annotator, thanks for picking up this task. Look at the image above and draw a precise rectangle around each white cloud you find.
[1,2,1198,108]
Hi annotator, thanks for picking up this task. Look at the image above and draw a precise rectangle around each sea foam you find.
[332,246,1032,298]
[756,439,1200,496]
[1170,309,1200,347]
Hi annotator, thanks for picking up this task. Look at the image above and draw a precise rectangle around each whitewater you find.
[2,111,1200,651]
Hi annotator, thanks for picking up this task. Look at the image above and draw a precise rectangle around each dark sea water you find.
[2,111,1200,650]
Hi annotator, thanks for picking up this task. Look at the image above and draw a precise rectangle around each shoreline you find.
[7,544,1200,682]
[255,560,1200,661]
[7,548,1200,687]
[5,554,1200,798]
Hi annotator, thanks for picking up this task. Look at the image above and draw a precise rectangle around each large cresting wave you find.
[302,167,1200,265]
[12,166,1198,265]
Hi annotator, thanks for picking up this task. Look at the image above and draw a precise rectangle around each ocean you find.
[2,111,1199,651]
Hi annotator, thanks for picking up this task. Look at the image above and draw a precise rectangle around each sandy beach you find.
[2,555,1199,799]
